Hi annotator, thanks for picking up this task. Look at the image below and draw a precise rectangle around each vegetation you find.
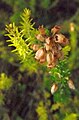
[0,0,79,120]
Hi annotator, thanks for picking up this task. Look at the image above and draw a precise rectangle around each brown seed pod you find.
[39,55,46,63]
[47,64,53,68]
[57,44,62,51]
[67,79,75,90]
[31,44,40,51]
[45,37,51,44]
[52,44,58,53]
[56,51,64,59]
[54,34,69,46]
[38,25,46,36]
[63,38,69,46]
[44,43,53,51]
[36,34,45,42]
[51,25,61,34]
[35,48,45,60]
[51,83,58,94]
[47,62,56,68]
[46,52,54,65]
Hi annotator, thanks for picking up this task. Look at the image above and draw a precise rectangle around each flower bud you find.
[36,34,45,42]
[35,48,45,60]
[51,83,58,94]
[67,79,75,90]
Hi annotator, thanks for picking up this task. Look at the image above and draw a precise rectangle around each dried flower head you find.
[31,25,69,68]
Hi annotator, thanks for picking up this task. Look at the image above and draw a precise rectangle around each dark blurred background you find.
[0,0,79,120]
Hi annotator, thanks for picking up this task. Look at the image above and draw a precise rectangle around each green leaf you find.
[64,113,78,120]
[62,45,71,56]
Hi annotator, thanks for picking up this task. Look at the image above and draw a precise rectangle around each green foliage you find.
[62,46,71,56]
[0,73,12,90]
[36,95,79,120]
[44,59,71,102]
[20,8,38,40]
[41,0,51,9]
[28,0,36,14]
[5,8,72,103]
[5,8,39,72]
[5,8,78,120]
[64,113,78,120]
[51,102,61,111]
[69,23,79,70]
[62,14,79,70]
[0,1,79,120]
[0,73,12,105]
[0,92,4,105]
[0,41,17,64]
[39,0,59,9]
[36,101,48,120]
[2,0,27,23]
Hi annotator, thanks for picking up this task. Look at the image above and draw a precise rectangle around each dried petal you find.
[46,52,54,64]
[45,37,51,44]
[38,25,46,35]
[51,25,61,34]
[47,62,56,68]
[54,34,69,46]
[36,34,45,42]
[54,34,65,43]
[31,44,40,51]
[52,45,58,54]
[57,44,62,50]
[51,84,58,94]
[35,48,45,60]
[67,80,75,90]
[39,55,46,63]
[44,43,52,51]
[47,64,53,68]
[56,51,64,59]
[62,38,69,46]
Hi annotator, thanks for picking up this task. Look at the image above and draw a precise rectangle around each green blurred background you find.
[0,0,79,120]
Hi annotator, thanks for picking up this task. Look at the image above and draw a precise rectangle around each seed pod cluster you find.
[31,25,69,68]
